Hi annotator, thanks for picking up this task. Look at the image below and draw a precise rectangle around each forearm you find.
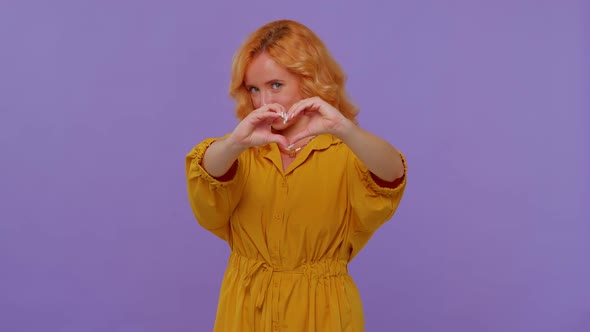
[202,137,246,178]
[338,122,404,182]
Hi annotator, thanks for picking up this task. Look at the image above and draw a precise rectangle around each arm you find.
[186,137,244,240]
[287,97,405,183]
[337,121,404,182]
[202,137,246,178]
[202,104,289,178]
[344,128,408,235]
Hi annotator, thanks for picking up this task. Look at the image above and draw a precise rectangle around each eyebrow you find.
[244,79,284,88]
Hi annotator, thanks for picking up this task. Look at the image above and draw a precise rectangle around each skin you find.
[202,52,404,182]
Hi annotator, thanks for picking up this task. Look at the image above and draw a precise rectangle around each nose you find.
[260,89,273,106]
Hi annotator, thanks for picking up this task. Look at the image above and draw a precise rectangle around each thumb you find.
[289,130,313,146]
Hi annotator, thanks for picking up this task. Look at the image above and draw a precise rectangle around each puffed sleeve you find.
[185,136,247,241]
[347,150,407,233]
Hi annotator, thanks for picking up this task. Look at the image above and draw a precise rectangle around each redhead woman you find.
[186,19,407,332]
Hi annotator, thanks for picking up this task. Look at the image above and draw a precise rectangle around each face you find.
[244,52,303,130]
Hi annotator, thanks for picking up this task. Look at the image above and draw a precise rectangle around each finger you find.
[254,104,287,124]
[287,99,305,119]
[268,133,289,148]
[249,110,282,124]
[250,103,285,117]
[270,104,290,123]
[289,99,320,119]
[263,103,286,115]
[251,104,286,125]
[289,129,314,146]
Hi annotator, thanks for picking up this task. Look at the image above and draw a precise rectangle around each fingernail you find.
[286,144,295,150]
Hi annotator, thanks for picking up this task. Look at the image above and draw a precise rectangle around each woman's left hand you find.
[287,97,352,144]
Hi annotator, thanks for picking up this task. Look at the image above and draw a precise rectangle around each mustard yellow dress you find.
[186,134,407,332]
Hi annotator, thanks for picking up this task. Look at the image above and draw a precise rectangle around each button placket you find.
[271,275,281,331]
[269,176,287,265]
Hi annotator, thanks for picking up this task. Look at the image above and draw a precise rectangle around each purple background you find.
[1,0,588,331]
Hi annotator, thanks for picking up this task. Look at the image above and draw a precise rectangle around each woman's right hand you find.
[201,104,288,178]
[227,104,289,149]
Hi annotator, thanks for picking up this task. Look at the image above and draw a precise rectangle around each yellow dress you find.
[186,134,407,332]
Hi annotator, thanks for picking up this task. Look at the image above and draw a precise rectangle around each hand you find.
[228,104,290,149]
[287,97,352,144]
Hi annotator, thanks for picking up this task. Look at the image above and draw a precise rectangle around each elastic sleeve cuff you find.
[355,151,407,197]
[186,137,239,189]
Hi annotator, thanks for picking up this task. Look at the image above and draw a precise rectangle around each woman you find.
[186,19,407,332]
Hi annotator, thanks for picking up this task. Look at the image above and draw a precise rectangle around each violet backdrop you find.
[1,0,588,331]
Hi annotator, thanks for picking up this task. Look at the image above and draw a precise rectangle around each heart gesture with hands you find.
[229,97,350,150]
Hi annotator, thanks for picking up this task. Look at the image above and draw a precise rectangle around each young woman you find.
[186,19,407,332]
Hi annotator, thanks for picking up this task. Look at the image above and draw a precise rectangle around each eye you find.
[247,86,259,93]
[271,82,282,89]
